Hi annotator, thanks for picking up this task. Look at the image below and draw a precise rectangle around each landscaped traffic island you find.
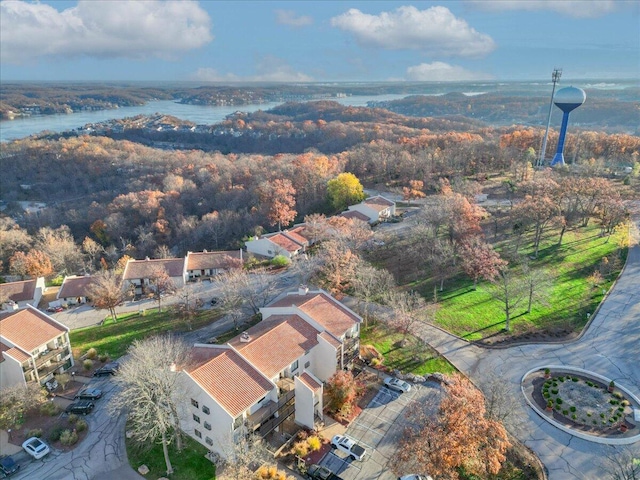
[522,367,640,444]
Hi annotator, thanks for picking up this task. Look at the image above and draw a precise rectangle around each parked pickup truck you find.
[330,434,367,461]
[307,464,344,480]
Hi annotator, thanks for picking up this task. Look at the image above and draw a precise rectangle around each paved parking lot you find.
[319,382,442,480]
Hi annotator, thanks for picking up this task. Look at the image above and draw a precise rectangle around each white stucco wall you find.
[0,354,26,389]
[245,238,283,258]
[294,377,315,429]
[178,374,234,457]
[312,336,338,382]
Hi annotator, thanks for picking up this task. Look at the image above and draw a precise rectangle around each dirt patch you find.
[475,327,580,347]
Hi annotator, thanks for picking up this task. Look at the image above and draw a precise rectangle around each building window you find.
[202,405,210,415]
[194,429,202,438]
[304,361,310,369]
[291,360,299,372]
[191,398,199,408]
[193,414,200,423]
[205,437,213,446]
[204,422,211,430]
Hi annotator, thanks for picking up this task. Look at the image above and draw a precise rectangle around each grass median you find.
[70,308,223,359]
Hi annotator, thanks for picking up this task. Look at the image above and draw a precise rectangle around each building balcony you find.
[37,356,72,378]
[246,389,295,433]
[34,347,70,369]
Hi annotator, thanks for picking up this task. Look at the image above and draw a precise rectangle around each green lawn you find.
[429,225,626,340]
[70,308,223,359]
[126,433,216,480]
[361,321,457,375]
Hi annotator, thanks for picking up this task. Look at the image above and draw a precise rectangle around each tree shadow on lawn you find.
[460,315,528,340]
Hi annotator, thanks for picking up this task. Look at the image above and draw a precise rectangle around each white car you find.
[22,437,50,459]
[384,376,412,393]
[330,434,366,461]
[398,476,433,480]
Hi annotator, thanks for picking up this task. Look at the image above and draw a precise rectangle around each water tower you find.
[550,86,586,166]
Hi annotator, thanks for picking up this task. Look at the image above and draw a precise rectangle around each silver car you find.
[22,437,50,459]
[384,376,412,393]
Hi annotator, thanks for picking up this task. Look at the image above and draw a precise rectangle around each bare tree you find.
[172,286,203,330]
[82,236,104,273]
[149,266,177,313]
[521,260,551,314]
[600,446,640,480]
[56,373,72,391]
[216,431,272,480]
[0,383,47,430]
[352,261,395,326]
[87,270,128,324]
[288,254,324,287]
[487,267,527,332]
[383,290,430,343]
[109,335,191,476]
[213,268,278,325]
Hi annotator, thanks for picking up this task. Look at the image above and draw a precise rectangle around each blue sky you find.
[1,0,638,83]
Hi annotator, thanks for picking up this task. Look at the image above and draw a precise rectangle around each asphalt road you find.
[10,375,141,480]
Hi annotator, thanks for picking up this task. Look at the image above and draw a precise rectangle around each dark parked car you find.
[307,464,344,480]
[93,362,119,377]
[0,456,20,477]
[210,297,219,306]
[65,400,95,415]
[74,387,103,400]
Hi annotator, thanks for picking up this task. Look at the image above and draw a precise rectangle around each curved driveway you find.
[415,223,640,479]
[11,376,142,480]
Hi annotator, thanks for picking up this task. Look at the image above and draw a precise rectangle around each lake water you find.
[1,79,634,142]
[0,94,409,142]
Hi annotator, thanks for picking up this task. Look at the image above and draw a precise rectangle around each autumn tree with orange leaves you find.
[9,250,53,279]
[459,237,507,290]
[392,374,510,480]
[259,178,297,231]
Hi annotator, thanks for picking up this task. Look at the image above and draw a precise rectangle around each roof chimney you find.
[298,284,309,296]
[240,332,251,343]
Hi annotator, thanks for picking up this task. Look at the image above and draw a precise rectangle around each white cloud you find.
[406,62,493,81]
[330,5,495,57]
[466,0,617,18]
[191,57,313,83]
[0,0,213,64]
[275,9,313,27]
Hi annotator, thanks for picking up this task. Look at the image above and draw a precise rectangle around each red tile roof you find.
[229,315,320,378]
[123,258,185,280]
[4,346,31,363]
[0,307,67,353]
[319,331,341,348]
[58,275,95,299]
[186,346,273,418]
[0,279,37,303]
[281,229,308,246]
[186,251,242,271]
[299,372,322,391]
[340,210,370,222]
[268,233,303,253]
[268,292,361,338]
[364,195,395,207]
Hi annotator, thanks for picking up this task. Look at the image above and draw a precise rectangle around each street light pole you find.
[538,68,562,167]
